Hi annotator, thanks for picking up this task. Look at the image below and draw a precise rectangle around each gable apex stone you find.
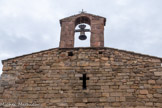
[60,12,106,26]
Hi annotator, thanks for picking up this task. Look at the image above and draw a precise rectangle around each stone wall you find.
[0,47,162,108]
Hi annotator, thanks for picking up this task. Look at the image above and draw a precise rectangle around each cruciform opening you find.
[79,74,89,90]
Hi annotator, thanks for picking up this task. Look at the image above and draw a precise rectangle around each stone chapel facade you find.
[0,12,162,108]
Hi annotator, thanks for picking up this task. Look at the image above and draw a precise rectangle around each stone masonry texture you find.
[59,12,106,48]
[0,47,162,108]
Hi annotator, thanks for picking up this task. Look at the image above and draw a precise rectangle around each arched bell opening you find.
[75,16,91,26]
[59,13,106,48]
[74,24,91,47]
[74,16,91,47]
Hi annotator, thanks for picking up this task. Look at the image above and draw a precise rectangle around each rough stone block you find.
[126,97,136,102]
[157,89,162,93]
[110,93,122,97]
[148,80,155,84]
[107,97,116,102]
[0,87,4,93]
[154,72,162,76]
[140,90,149,95]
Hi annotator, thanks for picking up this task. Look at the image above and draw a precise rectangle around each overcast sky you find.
[0,0,162,74]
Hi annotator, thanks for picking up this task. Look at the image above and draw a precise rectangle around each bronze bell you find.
[75,24,90,41]
[79,34,87,40]
[78,25,87,40]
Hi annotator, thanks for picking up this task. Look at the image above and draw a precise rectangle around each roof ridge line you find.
[2,47,162,64]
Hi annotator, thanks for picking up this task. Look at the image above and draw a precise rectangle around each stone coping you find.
[2,47,162,64]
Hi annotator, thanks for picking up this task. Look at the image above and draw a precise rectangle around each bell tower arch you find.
[59,12,106,48]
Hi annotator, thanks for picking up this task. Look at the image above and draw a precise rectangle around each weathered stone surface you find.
[107,97,116,102]
[126,97,137,102]
[140,90,149,95]
[0,47,162,107]
[154,72,162,76]
[148,80,155,84]
[110,92,122,97]
[157,89,162,93]
[0,87,4,93]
